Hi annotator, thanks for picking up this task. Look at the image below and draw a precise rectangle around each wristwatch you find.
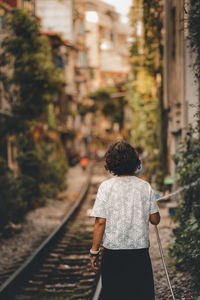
[89,248,100,256]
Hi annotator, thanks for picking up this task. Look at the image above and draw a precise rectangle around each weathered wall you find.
[35,0,73,41]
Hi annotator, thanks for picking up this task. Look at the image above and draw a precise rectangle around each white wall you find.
[101,51,129,73]
[36,0,73,41]
[86,22,99,68]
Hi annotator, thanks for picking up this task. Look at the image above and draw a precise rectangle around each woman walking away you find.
[90,140,160,300]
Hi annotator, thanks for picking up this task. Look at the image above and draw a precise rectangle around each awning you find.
[164,175,174,185]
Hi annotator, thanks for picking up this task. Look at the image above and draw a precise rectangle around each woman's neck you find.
[117,174,135,177]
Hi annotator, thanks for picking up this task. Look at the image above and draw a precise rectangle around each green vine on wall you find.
[169,116,200,290]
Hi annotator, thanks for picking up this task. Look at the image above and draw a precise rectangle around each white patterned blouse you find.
[90,176,159,250]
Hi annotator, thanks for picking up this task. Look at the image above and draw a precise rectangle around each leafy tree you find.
[128,0,167,184]
[17,135,68,208]
[0,9,67,227]
[0,8,64,136]
[81,87,127,131]
[128,82,161,179]
[90,88,124,129]
[0,157,24,227]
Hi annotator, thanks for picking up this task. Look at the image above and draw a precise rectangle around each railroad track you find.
[0,163,107,300]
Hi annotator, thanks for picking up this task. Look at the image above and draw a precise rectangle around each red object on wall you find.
[32,126,42,143]
[2,0,17,7]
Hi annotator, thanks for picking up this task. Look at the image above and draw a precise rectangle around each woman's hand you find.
[149,212,160,225]
[90,255,99,273]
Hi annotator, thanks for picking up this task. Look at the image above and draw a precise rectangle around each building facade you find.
[35,0,91,156]
[78,0,131,145]
[84,0,130,90]
[163,0,199,176]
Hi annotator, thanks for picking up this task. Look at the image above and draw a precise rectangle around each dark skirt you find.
[100,248,155,300]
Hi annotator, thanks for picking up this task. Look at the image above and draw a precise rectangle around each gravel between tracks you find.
[0,165,87,279]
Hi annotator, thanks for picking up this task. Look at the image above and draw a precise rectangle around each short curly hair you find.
[105,140,141,176]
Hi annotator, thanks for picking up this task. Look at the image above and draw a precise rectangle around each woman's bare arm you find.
[149,212,160,225]
[91,217,106,250]
[90,217,106,272]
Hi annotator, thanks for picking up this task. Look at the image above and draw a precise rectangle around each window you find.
[80,21,86,35]
[0,15,5,29]
[54,55,65,69]
[0,7,6,30]
[85,11,98,23]
[81,52,87,68]
[101,27,107,39]
[110,31,114,42]
[22,0,35,15]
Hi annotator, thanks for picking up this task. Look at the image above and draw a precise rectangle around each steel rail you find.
[0,165,93,299]
[154,225,176,300]
[92,276,102,300]
[156,180,198,202]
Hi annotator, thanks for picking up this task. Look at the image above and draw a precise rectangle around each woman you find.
[90,140,160,300]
